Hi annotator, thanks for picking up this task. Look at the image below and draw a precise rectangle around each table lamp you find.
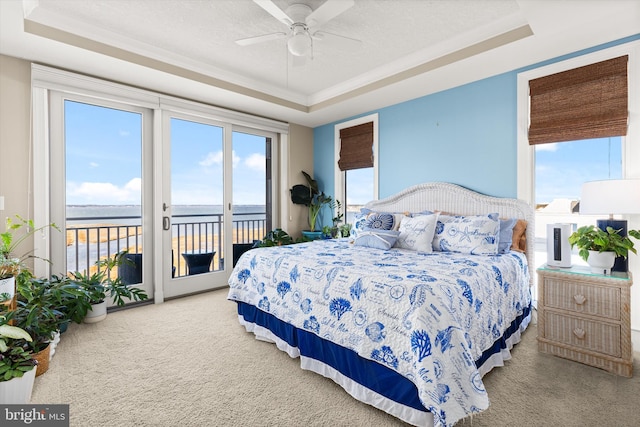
[579,179,640,272]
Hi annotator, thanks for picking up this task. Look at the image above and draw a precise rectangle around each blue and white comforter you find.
[228,239,530,427]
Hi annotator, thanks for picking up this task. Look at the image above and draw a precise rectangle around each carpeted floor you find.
[31,288,640,426]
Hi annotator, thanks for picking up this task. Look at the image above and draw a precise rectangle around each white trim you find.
[279,133,290,229]
[153,108,164,304]
[31,87,50,277]
[31,64,289,134]
[31,64,159,109]
[333,113,379,210]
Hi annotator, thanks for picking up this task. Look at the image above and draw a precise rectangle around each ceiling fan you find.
[236,0,361,58]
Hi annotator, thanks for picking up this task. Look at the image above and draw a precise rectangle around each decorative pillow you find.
[354,228,400,250]
[511,219,527,253]
[498,218,518,254]
[395,213,439,252]
[350,210,406,240]
[432,213,500,255]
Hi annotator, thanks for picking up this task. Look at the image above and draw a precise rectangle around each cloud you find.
[67,178,141,204]
[89,162,99,168]
[124,177,141,192]
[119,130,130,137]
[198,150,240,167]
[244,153,265,171]
[199,151,223,167]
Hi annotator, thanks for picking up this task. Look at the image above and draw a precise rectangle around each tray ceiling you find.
[2,0,639,126]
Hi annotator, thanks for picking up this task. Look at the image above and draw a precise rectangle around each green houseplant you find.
[13,272,88,375]
[70,251,149,323]
[0,317,37,403]
[0,256,22,302]
[568,225,640,274]
[1,215,59,302]
[1,215,59,261]
[290,171,334,238]
[257,229,295,247]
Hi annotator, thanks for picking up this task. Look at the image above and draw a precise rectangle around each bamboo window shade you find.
[528,55,628,145]
[338,122,374,171]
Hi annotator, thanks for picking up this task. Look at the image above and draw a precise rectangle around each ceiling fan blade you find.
[253,0,294,26]
[312,30,361,51]
[306,0,354,28]
[236,32,287,46]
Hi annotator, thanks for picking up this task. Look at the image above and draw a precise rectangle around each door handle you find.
[163,202,169,212]
[163,216,170,230]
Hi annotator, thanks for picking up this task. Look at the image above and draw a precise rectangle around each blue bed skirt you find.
[235,300,531,415]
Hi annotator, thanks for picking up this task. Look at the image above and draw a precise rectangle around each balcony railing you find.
[66,212,265,278]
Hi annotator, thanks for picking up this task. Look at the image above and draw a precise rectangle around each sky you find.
[534,137,622,204]
[65,100,266,206]
[65,100,622,208]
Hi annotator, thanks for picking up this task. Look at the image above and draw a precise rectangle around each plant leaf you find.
[0,324,33,341]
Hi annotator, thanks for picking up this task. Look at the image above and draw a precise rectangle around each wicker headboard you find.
[364,182,535,285]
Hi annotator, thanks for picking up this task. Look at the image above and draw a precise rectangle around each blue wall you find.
[313,34,640,202]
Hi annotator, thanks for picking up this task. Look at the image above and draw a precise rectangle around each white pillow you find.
[354,228,400,250]
[395,213,439,252]
[432,213,500,255]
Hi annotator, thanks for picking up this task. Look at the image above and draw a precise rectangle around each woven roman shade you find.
[338,122,374,171]
[528,55,628,145]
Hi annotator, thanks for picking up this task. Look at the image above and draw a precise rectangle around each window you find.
[535,137,623,268]
[517,41,639,310]
[344,167,374,224]
[334,114,379,227]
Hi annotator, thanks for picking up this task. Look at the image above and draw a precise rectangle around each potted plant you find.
[1,215,59,261]
[0,256,22,304]
[0,317,37,403]
[13,272,85,376]
[257,229,294,247]
[324,199,351,238]
[568,225,640,274]
[70,251,149,323]
[290,171,334,240]
[1,215,59,304]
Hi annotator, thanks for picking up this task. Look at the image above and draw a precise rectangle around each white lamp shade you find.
[579,179,640,215]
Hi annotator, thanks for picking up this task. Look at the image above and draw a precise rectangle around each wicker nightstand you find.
[537,265,633,377]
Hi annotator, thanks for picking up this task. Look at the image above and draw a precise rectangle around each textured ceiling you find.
[21,0,524,101]
[2,0,639,127]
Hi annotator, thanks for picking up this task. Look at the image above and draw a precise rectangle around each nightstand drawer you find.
[544,311,621,358]
[542,278,620,321]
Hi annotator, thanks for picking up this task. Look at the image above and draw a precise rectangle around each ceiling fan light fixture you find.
[287,25,311,57]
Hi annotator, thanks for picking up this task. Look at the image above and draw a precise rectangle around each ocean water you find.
[65,205,266,272]
[66,205,266,225]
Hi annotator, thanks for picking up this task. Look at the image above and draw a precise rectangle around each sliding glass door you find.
[41,69,283,304]
[162,116,276,297]
[230,129,273,267]
[162,115,229,297]
[49,94,153,301]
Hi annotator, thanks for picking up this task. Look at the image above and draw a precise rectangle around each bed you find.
[227,182,534,427]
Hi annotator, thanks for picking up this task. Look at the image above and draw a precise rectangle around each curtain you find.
[528,55,628,145]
